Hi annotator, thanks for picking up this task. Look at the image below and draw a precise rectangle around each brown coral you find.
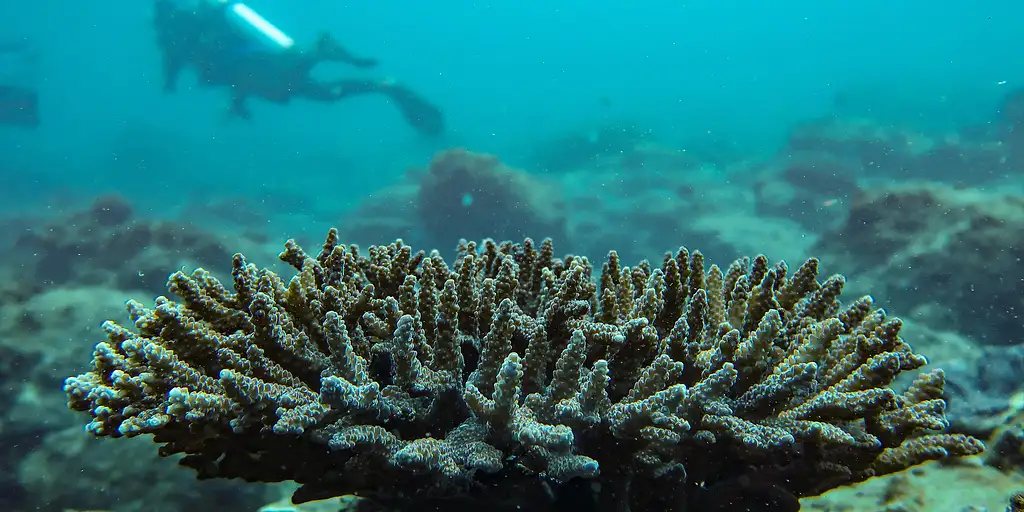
[64,231,982,511]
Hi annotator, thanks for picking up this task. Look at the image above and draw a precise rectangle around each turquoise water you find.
[0,2,1022,511]
[3,1,1023,207]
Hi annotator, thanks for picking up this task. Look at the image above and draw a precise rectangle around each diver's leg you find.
[323,79,387,98]
[313,33,378,68]
[291,79,381,103]
[308,79,444,136]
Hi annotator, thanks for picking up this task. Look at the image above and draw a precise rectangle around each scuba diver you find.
[152,0,444,135]
[0,39,40,128]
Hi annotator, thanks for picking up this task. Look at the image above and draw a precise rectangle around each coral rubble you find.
[64,231,982,511]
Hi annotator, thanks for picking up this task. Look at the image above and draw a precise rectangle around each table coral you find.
[64,230,982,511]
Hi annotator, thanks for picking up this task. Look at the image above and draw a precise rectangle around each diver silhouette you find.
[152,0,444,135]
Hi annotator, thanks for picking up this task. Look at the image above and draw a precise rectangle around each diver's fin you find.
[386,85,444,136]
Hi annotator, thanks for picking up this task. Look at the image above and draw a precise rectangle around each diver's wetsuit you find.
[152,0,444,135]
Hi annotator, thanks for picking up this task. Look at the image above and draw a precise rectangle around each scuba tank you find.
[217,0,295,53]
[176,0,295,53]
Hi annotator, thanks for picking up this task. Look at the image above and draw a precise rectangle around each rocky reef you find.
[335,148,567,253]
[10,194,232,295]
[416,149,568,245]
[785,116,1012,183]
[814,182,1023,345]
[64,230,981,511]
[0,195,275,512]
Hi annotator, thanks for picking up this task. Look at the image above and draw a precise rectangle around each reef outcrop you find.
[814,182,1023,345]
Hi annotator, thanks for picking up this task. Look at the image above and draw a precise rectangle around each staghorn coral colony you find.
[63,230,983,511]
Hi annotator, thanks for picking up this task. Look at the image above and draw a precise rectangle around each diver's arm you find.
[230,91,253,120]
[294,82,341,103]
[160,54,184,93]
[337,52,377,69]
[152,0,195,93]
[316,79,388,99]
[289,79,367,104]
